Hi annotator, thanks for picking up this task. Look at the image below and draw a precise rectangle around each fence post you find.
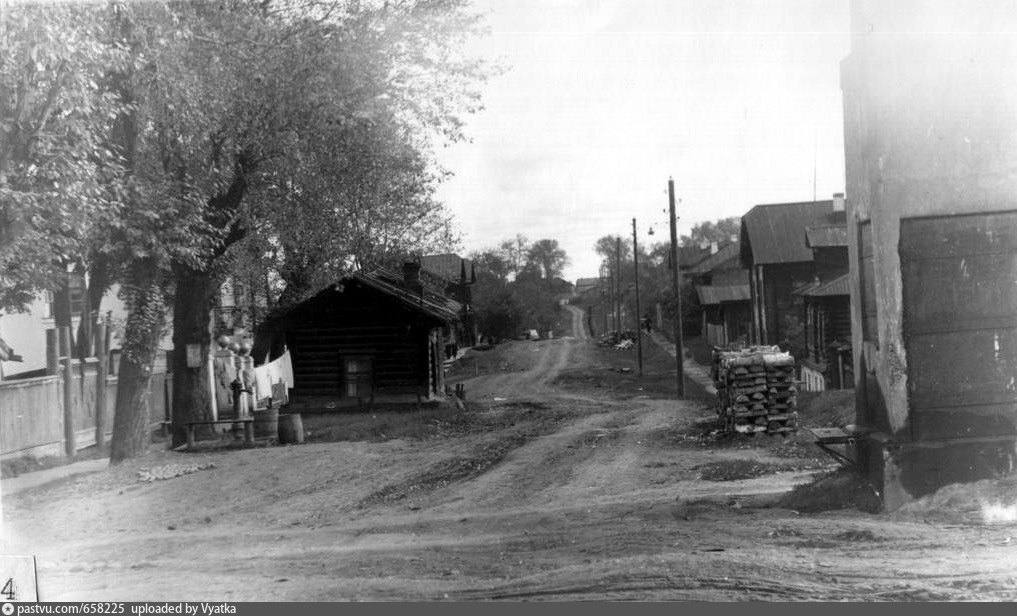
[94,322,108,450]
[59,326,75,457]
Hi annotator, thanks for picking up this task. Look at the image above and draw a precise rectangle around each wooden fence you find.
[0,358,171,460]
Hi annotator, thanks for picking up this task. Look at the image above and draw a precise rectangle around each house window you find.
[48,274,85,318]
[343,356,372,398]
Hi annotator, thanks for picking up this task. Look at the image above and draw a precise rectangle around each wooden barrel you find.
[278,413,304,444]
[253,407,279,439]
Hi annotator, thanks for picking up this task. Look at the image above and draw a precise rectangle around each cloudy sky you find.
[435,0,851,281]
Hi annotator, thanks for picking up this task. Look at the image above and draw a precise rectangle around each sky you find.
[435,0,851,282]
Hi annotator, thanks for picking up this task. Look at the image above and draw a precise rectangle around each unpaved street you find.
[4,312,1017,601]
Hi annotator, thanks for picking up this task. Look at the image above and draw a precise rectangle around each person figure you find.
[212,336,238,419]
[237,342,258,417]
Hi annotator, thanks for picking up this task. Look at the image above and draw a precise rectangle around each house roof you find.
[696,284,751,306]
[794,273,851,298]
[686,242,742,275]
[740,200,846,266]
[679,245,713,270]
[352,268,461,322]
[805,225,849,248]
[420,253,473,282]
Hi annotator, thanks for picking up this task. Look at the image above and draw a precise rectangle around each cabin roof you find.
[353,268,462,322]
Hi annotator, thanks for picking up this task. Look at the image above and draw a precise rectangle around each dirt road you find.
[4,309,1017,601]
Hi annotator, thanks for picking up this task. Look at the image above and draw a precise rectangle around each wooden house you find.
[841,0,1017,507]
[794,273,852,391]
[739,199,849,351]
[687,242,751,347]
[261,264,461,409]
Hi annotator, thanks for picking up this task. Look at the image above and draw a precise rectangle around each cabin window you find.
[343,356,373,398]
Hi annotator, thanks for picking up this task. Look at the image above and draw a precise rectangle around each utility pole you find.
[668,178,686,397]
[632,218,643,377]
[614,236,622,333]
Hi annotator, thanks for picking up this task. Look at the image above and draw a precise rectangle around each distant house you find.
[259,263,461,409]
[573,277,600,298]
[0,276,173,380]
[739,197,849,355]
[687,242,751,347]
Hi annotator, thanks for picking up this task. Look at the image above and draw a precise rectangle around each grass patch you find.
[554,338,715,402]
[776,467,882,513]
[357,430,532,507]
[694,459,799,481]
[355,399,582,507]
[1,447,107,479]
[302,405,465,443]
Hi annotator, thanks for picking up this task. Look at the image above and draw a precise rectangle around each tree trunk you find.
[170,263,218,448]
[110,258,166,464]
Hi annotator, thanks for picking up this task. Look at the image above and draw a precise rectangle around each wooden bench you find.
[183,417,255,450]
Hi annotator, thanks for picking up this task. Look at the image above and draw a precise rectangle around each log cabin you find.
[259,263,461,410]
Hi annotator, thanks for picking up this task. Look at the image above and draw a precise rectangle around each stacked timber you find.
[712,346,798,435]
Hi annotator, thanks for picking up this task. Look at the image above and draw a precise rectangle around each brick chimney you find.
[832,192,846,212]
[402,261,422,293]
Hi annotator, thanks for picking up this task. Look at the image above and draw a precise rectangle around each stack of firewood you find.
[712,346,798,435]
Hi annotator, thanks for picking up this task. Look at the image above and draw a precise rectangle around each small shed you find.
[695,284,751,347]
[261,264,461,409]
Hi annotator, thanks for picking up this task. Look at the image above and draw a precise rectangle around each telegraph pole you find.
[632,218,643,377]
[668,178,686,397]
[614,236,622,333]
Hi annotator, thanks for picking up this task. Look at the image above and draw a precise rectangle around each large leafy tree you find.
[103,0,490,457]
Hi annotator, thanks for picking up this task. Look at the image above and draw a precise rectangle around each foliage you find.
[0,3,128,311]
[680,216,741,248]
[470,235,570,340]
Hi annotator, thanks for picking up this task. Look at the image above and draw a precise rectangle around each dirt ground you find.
[4,307,1017,601]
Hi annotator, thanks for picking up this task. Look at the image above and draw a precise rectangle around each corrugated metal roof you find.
[794,273,851,297]
[696,284,751,305]
[687,242,741,275]
[740,200,847,266]
[805,225,849,248]
[420,253,472,282]
[353,268,461,322]
[807,273,851,297]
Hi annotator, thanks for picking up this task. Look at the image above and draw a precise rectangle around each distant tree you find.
[472,235,569,339]
[680,216,741,248]
[526,238,569,280]
[498,234,528,279]
[469,249,512,282]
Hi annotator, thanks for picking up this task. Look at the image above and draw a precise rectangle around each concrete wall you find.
[842,0,1017,506]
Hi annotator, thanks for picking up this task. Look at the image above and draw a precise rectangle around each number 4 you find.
[1,577,14,601]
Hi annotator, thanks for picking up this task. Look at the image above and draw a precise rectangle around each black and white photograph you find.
[1,0,1017,603]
